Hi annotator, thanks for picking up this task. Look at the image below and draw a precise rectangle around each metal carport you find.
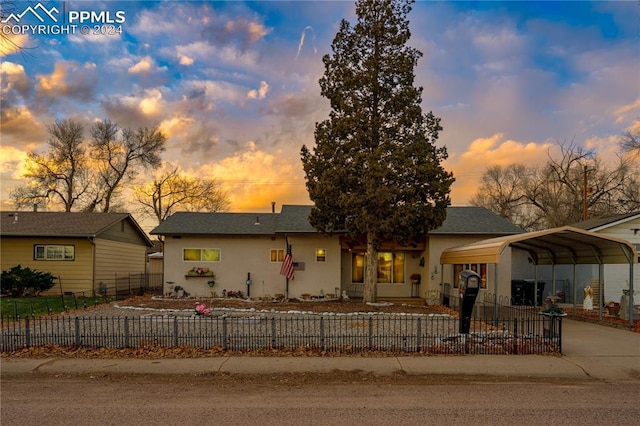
[439,226,638,326]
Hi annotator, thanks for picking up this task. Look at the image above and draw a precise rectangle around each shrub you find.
[1,265,56,297]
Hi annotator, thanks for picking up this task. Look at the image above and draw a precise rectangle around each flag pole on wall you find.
[280,235,294,299]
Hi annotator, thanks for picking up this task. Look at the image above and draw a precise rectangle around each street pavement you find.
[2,319,639,382]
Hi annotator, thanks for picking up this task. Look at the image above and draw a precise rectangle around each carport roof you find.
[440,226,638,266]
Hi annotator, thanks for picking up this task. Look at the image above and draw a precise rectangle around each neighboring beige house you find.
[0,212,153,295]
[571,211,640,302]
[151,205,523,299]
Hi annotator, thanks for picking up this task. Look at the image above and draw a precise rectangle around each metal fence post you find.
[271,318,277,348]
[75,317,80,347]
[319,317,325,351]
[25,316,30,348]
[513,319,518,355]
[416,317,422,352]
[368,317,373,349]
[558,317,563,354]
[222,317,228,351]
[173,317,179,347]
[124,317,130,348]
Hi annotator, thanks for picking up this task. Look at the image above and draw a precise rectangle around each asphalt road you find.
[2,373,639,425]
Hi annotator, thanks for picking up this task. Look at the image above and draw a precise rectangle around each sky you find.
[1,0,639,232]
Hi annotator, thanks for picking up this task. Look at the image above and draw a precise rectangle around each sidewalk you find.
[2,320,639,382]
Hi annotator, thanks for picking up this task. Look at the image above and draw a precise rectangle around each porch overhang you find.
[339,236,426,251]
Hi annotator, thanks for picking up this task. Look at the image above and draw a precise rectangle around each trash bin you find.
[511,280,545,306]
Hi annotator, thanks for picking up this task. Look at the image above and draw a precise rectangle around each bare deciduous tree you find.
[619,128,640,155]
[10,118,166,213]
[472,141,640,230]
[133,166,230,226]
[11,119,90,211]
[86,119,166,212]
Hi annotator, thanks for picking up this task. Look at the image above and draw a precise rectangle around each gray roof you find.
[151,205,522,237]
[277,205,316,233]
[0,211,153,245]
[571,211,640,231]
[430,206,523,235]
[151,212,281,235]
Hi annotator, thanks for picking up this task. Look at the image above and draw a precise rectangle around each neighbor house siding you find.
[590,219,640,301]
[0,236,94,294]
[93,238,148,290]
[98,220,149,246]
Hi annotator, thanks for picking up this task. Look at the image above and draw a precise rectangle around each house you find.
[0,211,154,295]
[150,205,523,299]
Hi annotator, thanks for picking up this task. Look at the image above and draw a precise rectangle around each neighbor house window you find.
[453,263,487,288]
[351,252,404,284]
[270,249,284,262]
[34,245,74,261]
[183,248,221,262]
[315,248,326,262]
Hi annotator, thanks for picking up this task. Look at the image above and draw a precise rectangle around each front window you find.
[34,245,75,261]
[453,263,487,288]
[352,252,405,284]
[183,248,221,262]
[270,249,284,262]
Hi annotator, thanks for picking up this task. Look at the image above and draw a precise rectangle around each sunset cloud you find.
[35,61,97,101]
[1,1,636,217]
[247,81,269,100]
[200,143,307,211]
[446,134,552,204]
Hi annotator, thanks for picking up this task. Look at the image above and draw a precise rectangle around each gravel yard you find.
[98,295,458,317]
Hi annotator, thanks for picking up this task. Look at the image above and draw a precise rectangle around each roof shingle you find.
[151,205,523,236]
[0,211,152,245]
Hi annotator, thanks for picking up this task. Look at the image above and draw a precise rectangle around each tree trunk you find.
[363,232,377,303]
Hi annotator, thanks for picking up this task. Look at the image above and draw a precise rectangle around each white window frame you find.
[315,248,326,262]
[34,244,75,261]
[183,248,221,262]
[270,249,284,263]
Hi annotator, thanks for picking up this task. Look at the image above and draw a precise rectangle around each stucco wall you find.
[163,234,341,298]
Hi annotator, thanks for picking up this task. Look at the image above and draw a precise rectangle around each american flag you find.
[280,243,294,280]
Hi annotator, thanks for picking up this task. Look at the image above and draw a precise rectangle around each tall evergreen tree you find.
[301,0,454,303]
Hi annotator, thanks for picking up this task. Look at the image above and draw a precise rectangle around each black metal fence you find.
[0,292,563,355]
[112,272,163,300]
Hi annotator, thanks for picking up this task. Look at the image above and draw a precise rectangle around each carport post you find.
[572,263,577,313]
[629,262,635,328]
[598,264,604,321]
[493,264,499,326]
